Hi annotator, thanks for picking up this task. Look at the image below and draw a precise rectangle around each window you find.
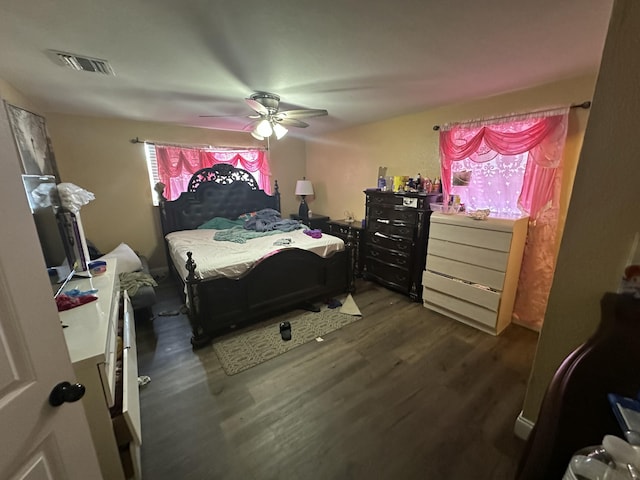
[144,143,270,205]
[450,152,529,218]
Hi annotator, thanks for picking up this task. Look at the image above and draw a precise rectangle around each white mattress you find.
[166,228,345,281]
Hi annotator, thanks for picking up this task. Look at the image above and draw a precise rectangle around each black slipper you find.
[279,321,292,341]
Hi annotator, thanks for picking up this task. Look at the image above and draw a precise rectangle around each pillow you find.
[98,243,142,274]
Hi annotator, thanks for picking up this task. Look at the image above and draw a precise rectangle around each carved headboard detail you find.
[157,165,281,234]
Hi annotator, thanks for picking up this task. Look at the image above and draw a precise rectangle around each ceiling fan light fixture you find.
[273,122,288,139]
[250,130,264,140]
[256,119,273,137]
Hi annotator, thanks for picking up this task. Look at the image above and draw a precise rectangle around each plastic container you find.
[563,435,640,480]
[430,203,461,214]
[88,260,107,276]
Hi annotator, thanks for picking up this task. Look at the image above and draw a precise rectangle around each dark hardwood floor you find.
[135,278,539,480]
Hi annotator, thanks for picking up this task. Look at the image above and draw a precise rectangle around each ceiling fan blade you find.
[242,120,260,132]
[277,109,328,119]
[245,98,270,115]
[277,118,309,128]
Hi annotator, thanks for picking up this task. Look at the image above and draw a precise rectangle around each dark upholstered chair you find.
[515,293,640,480]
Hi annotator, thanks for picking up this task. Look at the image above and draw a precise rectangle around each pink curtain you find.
[155,146,271,201]
[439,111,569,330]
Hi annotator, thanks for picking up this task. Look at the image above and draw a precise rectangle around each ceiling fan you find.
[201,92,328,140]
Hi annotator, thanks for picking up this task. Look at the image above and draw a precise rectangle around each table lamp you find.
[295,178,314,222]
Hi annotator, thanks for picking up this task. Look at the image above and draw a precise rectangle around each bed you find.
[157,164,355,348]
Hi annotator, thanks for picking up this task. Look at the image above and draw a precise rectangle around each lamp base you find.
[298,197,309,223]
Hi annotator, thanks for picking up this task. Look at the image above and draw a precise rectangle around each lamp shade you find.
[273,122,288,139]
[295,180,314,196]
[255,119,273,137]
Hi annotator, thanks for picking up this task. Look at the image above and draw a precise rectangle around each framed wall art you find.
[4,101,60,180]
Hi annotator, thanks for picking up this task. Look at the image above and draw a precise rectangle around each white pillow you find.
[98,243,142,274]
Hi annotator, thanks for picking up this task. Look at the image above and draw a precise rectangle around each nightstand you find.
[327,219,365,277]
[290,213,330,231]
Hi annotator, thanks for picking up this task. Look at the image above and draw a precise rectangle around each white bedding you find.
[166,228,345,281]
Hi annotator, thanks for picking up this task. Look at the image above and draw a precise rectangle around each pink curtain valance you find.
[155,146,270,200]
[439,113,568,220]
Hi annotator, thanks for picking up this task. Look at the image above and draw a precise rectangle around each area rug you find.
[212,295,362,375]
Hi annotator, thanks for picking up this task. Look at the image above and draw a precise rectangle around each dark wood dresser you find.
[327,219,365,277]
[363,190,440,300]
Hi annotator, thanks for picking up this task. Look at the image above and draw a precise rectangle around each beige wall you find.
[0,78,42,114]
[305,74,597,224]
[522,0,640,423]
[45,114,306,269]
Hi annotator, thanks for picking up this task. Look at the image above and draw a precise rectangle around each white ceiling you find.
[0,0,614,139]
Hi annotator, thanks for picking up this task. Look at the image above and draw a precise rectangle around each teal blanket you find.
[214,225,282,244]
[198,217,245,230]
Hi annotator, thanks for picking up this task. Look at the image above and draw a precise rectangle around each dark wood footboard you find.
[184,246,354,348]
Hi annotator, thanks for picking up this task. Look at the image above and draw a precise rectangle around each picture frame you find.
[4,101,60,180]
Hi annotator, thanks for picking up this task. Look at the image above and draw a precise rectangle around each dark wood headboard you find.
[156,164,281,234]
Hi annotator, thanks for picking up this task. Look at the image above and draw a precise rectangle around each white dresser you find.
[422,213,528,335]
[61,259,142,479]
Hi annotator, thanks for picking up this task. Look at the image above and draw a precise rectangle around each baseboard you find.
[514,411,535,440]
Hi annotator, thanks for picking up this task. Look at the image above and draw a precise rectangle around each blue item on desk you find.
[64,288,99,297]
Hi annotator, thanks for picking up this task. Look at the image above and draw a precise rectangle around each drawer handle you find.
[373,232,390,239]
[376,219,390,224]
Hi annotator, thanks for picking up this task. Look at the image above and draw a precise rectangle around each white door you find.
[0,106,102,479]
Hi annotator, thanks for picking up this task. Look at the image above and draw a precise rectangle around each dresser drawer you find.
[423,288,499,329]
[427,254,506,291]
[422,270,500,312]
[367,245,411,269]
[367,220,414,239]
[366,259,411,291]
[111,291,142,479]
[369,206,417,225]
[429,222,513,252]
[427,238,510,272]
[328,223,350,237]
[366,231,412,253]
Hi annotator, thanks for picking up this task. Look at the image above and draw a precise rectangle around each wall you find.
[305,74,598,225]
[0,78,42,114]
[45,114,306,269]
[522,0,640,423]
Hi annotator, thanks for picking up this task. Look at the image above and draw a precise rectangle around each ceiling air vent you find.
[48,50,115,75]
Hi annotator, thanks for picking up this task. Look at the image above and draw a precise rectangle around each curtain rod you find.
[129,136,268,151]
[431,100,591,131]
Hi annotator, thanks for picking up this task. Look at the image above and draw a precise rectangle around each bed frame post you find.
[345,226,356,293]
[273,180,280,212]
[184,251,211,348]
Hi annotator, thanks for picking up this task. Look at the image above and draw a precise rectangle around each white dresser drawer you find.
[423,288,498,329]
[429,222,513,252]
[121,292,142,447]
[427,238,510,272]
[426,255,506,291]
[112,291,142,480]
[422,270,500,312]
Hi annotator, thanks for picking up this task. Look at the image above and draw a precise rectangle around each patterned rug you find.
[212,296,362,375]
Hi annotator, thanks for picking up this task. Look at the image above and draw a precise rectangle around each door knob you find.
[49,381,86,407]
